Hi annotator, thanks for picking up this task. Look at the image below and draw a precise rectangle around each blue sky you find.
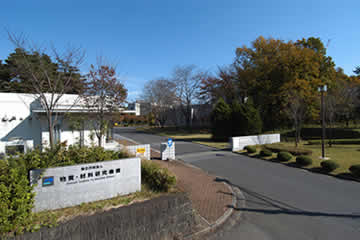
[0,0,359,101]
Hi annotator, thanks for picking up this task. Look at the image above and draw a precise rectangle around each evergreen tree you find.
[211,98,232,141]
[231,100,247,136]
[243,98,262,135]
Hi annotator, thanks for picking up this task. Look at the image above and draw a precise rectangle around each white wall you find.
[0,92,118,152]
[0,93,42,150]
[231,134,281,151]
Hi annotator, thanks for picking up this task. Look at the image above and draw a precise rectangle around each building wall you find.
[0,93,42,153]
[0,93,108,153]
[40,118,102,149]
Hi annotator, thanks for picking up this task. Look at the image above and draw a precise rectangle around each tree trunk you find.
[98,134,102,147]
[47,113,54,149]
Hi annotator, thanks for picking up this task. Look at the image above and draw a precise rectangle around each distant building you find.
[0,92,138,155]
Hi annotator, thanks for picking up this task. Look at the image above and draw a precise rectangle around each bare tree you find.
[284,90,307,147]
[334,80,359,127]
[172,65,202,128]
[141,78,177,128]
[8,32,85,149]
[82,62,127,147]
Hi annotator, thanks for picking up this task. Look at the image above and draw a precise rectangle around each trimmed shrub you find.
[296,156,313,166]
[320,160,339,173]
[141,160,176,192]
[277,152,292,162]
[0,160,35,235]
[349,164,360,178]
[260,149,272,157]
[244,145,257,154]
[265,144,312,156]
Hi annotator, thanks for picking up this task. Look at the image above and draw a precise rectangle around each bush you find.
[260,149,272,157]
[349,164,360,178]
[141,160,176,192]
[320,160,340,173]
[244,145,257,154]
[265,144,312,156]
[277,152,292,162]
[0,160,35,235]
[320,160,339,173]
[296,156,313,166]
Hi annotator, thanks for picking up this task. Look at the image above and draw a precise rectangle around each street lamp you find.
[318,85,327,159]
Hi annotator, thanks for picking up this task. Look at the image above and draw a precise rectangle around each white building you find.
[0,92,138,155]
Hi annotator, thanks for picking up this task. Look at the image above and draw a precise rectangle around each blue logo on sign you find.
[42,176,54,187]
[168,138,173,147]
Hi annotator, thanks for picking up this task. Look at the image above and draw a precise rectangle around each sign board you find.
[136,148,146,154]
[126,144,151,160]
[161,142,175,160]
[30,158,141,212]
[168,138,173,147]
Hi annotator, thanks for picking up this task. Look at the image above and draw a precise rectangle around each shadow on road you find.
[215,177,360,219]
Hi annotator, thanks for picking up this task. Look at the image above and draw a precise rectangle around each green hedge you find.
[320,160,339,173]
[296,156,313,166]
[277,152,292,162]
[0,160,35,235]
[141,160,176,192]
[349,165,360,178]
[244,145,257,154]
[260,149,272,157]
[265,144,312,156]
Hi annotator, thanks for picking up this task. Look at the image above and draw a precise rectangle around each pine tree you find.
[243,98,262,135]
[211,98,232,141]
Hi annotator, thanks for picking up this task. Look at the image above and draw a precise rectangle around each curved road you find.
[115,127,360,240]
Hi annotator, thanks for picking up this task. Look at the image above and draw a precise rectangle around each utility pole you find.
[318,85,327,159]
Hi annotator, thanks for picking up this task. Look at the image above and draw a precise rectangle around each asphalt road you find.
[114,127,360,240]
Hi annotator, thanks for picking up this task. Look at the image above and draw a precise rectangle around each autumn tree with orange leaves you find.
[82,63,127,146]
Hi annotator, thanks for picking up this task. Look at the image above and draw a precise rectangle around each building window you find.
[80,174,86,179]
[116,168,121,173]
[5,145,25,155]
[109,169,114,174]
[102,170,107,175]
[60,177,66,182]
[68,175,74,181]
[95,171,100,176]
[88,172,93,177]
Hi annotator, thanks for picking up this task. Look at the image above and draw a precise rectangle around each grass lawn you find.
[242,141,360,176]
[138,126,230,149]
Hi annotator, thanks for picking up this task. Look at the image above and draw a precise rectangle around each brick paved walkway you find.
[118,139,233,225]
[153,159,233,224]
